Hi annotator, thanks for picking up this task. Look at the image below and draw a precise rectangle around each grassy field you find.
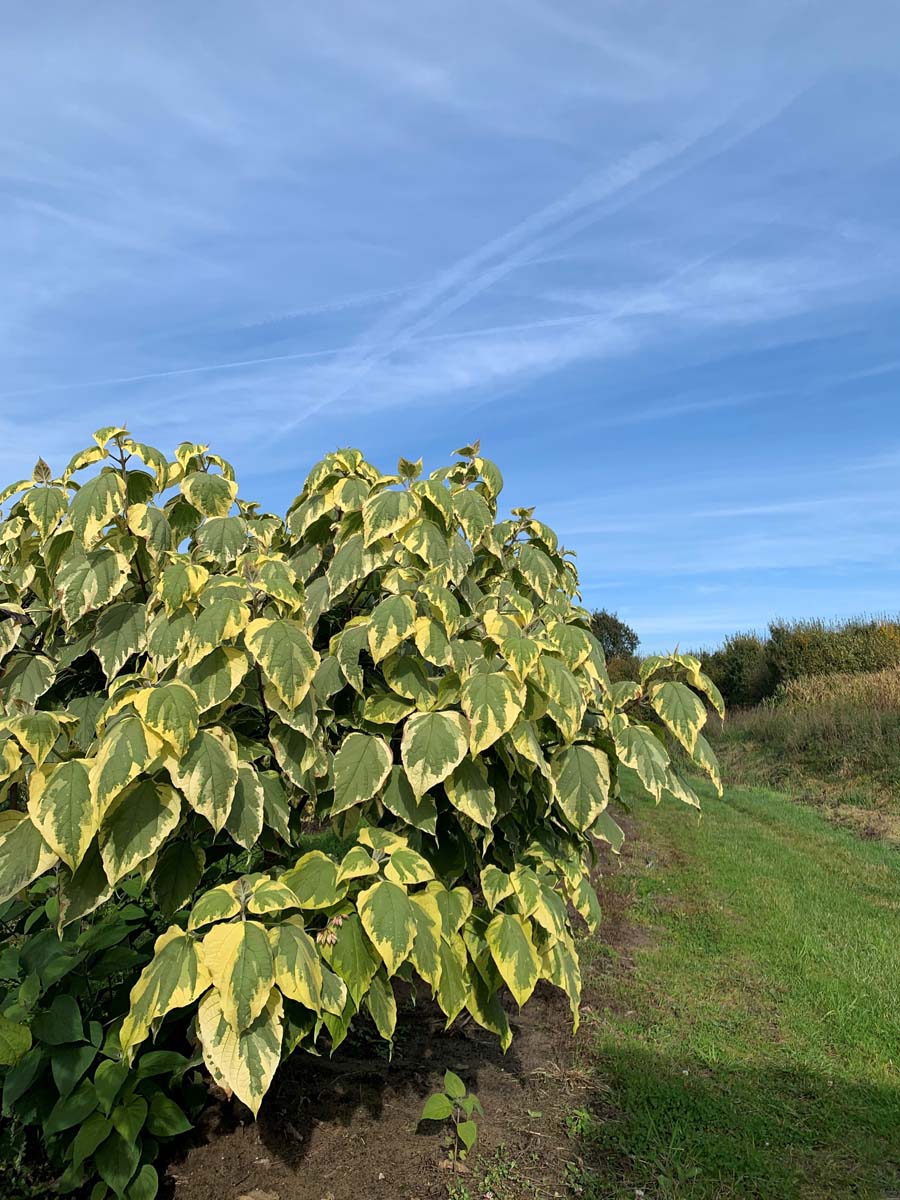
[568,778,900,1200]
[703,668,900,821]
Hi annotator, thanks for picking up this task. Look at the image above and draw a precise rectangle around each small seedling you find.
[420,1070,484,1171]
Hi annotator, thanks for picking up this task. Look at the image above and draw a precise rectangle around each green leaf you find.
[45,1077,100,1135]
[326,912,379,1005]
[32,993,83,1044]
[199,920,275,1033]
[1,1045,42,1109]
[146,1092,192,1137]
[0,1014,31,1065]
[400,711,469,798]
[457,1119,478,1151]
[57,840,113,928]
[152,841,205,919]
[94,1128,140,1197]
[111,1094,148,1142]
[94,1059,130,1113]
[420,1092,454,1121]
[551,744,610,832]
[357,879,416,976]
[365,969,397,1041]
[93,603,146,681]
[125,1164,158,1200]
[444,1069,466,1099]
[50,1041,97,1097]
[331,732,393,816]
[445,759,496,828]
[259,770,292,842]
[282,851,345,910]
[381,765,438,834]
[71,1112,112,1168]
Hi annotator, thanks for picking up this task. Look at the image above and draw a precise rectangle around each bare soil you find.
[165,832,642,1200]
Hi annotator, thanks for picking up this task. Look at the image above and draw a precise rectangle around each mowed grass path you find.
[574,780,900,1199]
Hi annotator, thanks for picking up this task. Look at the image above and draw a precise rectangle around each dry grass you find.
[779,666,900,709]
[703,668,900,817]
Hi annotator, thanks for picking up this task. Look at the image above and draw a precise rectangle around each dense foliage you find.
[0,430,721,1197]
[701,617,900,709]
[587,610,640,663]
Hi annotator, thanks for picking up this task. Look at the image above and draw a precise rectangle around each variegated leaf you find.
[198,986,283,1116]
[245,618,318,708]
[120,926,212,1059]
[400,711,468,798]
[199,920,275,1033]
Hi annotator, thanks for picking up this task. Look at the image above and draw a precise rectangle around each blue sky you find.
[2,2,899,651]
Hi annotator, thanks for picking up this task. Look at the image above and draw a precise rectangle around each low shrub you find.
[0,430,721,1196]
[697,618,900,709]
[768,617,900,683]
[701,633,776,708]
[705,668,900,808]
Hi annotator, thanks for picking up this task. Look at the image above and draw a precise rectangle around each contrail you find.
[276,87,807,433]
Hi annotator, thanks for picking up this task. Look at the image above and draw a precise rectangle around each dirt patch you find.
[827,804,900,845]
[166,830,647,1200]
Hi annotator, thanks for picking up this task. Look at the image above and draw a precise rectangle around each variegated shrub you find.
[0,430,722,1123]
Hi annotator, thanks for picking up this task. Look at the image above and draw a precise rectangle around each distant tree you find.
[589,609,639,662]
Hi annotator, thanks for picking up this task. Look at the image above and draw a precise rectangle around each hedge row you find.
[697,617,900,708]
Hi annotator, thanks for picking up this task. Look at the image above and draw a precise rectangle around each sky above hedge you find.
[2,2,898,650]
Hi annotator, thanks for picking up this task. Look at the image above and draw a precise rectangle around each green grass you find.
[571,779,900,1200]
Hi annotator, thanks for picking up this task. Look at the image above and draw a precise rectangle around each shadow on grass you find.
[571,1044,900,1200]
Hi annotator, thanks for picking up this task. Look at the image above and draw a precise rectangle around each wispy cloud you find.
[0,2,897,648]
